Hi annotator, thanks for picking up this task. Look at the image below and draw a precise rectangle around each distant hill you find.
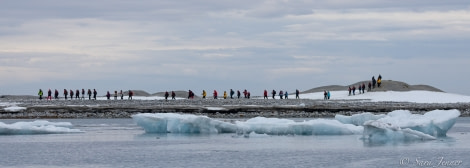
[302,80,443,94]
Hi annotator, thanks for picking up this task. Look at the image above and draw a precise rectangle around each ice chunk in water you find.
[132,113,238,134]
[0,120,83,135]
[237,117,362,135]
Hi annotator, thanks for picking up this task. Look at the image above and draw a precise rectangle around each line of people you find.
[38,89,136,100]
[159,89,302,100]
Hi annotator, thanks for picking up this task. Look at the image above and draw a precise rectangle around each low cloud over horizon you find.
[1,0,470,96]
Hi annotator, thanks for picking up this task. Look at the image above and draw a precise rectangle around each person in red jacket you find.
[70,89,74,100]
[213,90,218,99]
[264,90,268,99]
[64,89,68,100]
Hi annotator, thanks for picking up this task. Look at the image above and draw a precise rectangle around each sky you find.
[1,0,470,96]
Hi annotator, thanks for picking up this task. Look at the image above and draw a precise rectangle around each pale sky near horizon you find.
[1,0,470,96]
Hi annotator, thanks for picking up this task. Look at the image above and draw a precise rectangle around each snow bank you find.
[0,120,83,135]
[132,113,362,135]
[301,90,470,103]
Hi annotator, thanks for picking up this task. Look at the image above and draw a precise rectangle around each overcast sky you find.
[1,0,470,96]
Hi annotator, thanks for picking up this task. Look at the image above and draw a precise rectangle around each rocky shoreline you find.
[1,98,469,119]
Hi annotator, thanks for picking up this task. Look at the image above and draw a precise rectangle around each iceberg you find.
[237,117,362,135]
[359,110,460,141]
[0,120,83,135]
[132,113,238,134]
[362,120,436,142]
[133,109,460,141]
[132,113,363,135]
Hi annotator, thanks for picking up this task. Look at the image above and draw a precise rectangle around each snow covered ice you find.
[236,117,362,135]
[337,110,461,141]
[0,120,83,135]
[133,109,460,142]
[132,113,363,136]
[132,113,237,134]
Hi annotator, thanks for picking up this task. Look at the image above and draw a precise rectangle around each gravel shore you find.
[1,97,469,119]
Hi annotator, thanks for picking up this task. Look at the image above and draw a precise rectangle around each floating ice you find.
[358,110,460,141]
[363,120,436,142]
[132,113,363,135]
[133,109,460,141]
[375,110,460,137]
[237,117,362,135]
[132,113,237,134]
[0,120,83,135]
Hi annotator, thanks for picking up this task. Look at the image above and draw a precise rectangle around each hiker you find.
[377,78,382,88]
[296,89,300,99]
[128,90,133,100]
[164,91,169,100]
[243,89,248,98]
[272,90,276,99]
[64,89,68,100]
[114,91,118,100]
[106,91,111,100]
[82,89,85,100]
[87,89,92,100]
[230,89,234,99]
[188,90,193,99]
[247,92,251,99]
[324,90,327,100]
[264,90,268,99]
[202,90,207,99]
[54,89,59,99]
[223,91,227,99]
[327,91,331,100]
[171,91,176,100]
[372,76,376,89]
[237,90,241,99]
[279,90,284,99]
[368,82,372,91]
[93,89,97,100]
[120,90,124,100]
[76,89,80,99]
[284,91,288,99]
[38,89,43,100]
[348,86,352,96]
[352,86,356,95]
[213,90,218,99]
[47,89,52,100]
[70,90,74,100]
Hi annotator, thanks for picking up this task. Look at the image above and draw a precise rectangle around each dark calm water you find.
[0,118,468,168]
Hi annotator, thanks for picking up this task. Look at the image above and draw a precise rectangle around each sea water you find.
[0,118,468,168]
